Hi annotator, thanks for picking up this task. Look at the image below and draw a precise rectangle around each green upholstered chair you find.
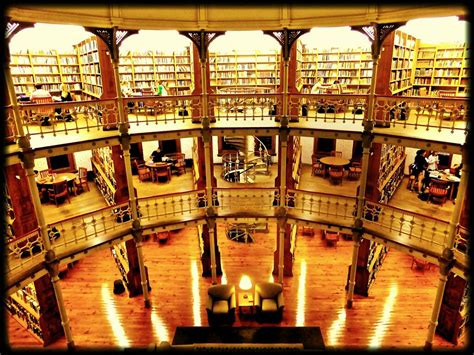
[254,282,284,322]
[206,284,236,325]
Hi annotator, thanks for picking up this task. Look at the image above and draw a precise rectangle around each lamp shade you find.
[239,275,252,290]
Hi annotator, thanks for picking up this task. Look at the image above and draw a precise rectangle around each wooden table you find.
[429,170,460,200]
[238,291,254,317]
[319,156,350,178]
[145,161,172,182]
[36,172,78,197]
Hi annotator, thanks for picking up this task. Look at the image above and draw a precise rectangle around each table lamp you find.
[239,275,252,298]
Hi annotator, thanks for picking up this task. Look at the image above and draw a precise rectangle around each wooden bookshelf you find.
[389,30,417,95]
[437,273,469,345]
[10,49,82,95]
[346,238,389,296]
[366,143,405,204]
[110,242,130,291]
[297,44,372,94]
[413,42,469,96]
[91,147,116,206]
[119,47,194,95]
[75,36,102,99]
[209,50,280,93]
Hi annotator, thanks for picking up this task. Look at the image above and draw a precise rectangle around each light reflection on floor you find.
[295,259,307,326]
[100,283,131,348]
[191,258,202,326]
[368,283,399,349]
[326,307,347,347]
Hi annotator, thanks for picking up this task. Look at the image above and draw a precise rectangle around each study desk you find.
[429,170,461,201]
[145,161,172,183]
[35,172,78,199]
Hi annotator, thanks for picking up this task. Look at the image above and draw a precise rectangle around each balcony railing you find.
[373,95,469,136]
[5,188,469,290]
[209,93,282,125]
[18,99,119,140]
[6,229,45,283]
[5,93,470,148]
[285,189,357,226]
[123,95,201,129]
[137,189,208,225]
[362,201,450,254]
[212,187,280,215]
[47,202,133,254]
[288,93,368,127]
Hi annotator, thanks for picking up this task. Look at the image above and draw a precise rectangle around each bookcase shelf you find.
[111,241,130,291]
[75,36,102,99]
[209,50,280,93]
[91,147,116,206]
[346,238,389,296]
[296,43,373,94]
[413,42,469,96]
[119,47,194,95]
[10,49,82,95]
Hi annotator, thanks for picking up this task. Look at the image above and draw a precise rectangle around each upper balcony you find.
[4,92,469,160]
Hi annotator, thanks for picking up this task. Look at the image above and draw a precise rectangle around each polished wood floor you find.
[7,163,465,350]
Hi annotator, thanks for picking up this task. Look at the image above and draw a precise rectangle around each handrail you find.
[5,187,468,292]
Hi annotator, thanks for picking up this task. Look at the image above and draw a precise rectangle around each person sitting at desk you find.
[311,78,323,94]
[150,146,164,163]
[31,83,52,126]
[55,83,74,121]
[331,80,343,94]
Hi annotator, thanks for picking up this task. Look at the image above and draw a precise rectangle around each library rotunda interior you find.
[2,4,471,352]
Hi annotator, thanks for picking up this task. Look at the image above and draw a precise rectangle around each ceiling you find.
[5,5,468,31]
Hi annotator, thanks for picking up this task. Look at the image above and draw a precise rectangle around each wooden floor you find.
[6,164,465,350]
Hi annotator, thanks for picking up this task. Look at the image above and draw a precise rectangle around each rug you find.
[172,326,325,350]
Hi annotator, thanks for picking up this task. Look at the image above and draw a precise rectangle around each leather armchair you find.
[254,282,284,322]
[206,284,236,325]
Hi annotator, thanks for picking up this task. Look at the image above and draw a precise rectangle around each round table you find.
[36,172,78,200]
[319,156,350,167]
[429,171,460,201]
[145,161,172,182]
[35,172,77,186]
[319,156,350,179]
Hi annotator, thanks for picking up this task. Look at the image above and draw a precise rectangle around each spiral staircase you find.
[221,136,272,183]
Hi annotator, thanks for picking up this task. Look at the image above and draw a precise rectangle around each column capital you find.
[351,22,405,58]
[361,130,374,148]
[179,30,225,62]
[263,28,310,61]
[84,26,138,61]
[19,149,35,169]
[119,134,131,150]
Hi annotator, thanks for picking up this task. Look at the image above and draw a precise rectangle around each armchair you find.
[254,282,284,322]
[206,284,236,325]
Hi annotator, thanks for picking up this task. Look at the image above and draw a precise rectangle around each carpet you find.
[172,326,325,350]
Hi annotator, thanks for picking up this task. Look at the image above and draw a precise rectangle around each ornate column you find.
[424,136,470,350]
[352,22,404,126]
[21,152,75,349]
[4,20,34,148]
[179,30,224,121]
[346,131,373,308]
[264,28,309,121]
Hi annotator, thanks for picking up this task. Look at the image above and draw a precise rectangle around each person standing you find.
[150,146,164,163]
[311,77,323,94]
[411,149,428,194]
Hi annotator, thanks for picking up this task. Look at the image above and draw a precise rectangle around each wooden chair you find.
[428,179,450,206]
[173,152,186,175]
[48,180,70,207]
[154,163,171,183]
[348,161,362,180]
[324,230,340,248]
[333,151,343,157]
[74,167,90,194]
[328,166,344,185]
[133,159,151,182]
[311,154,325,176]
